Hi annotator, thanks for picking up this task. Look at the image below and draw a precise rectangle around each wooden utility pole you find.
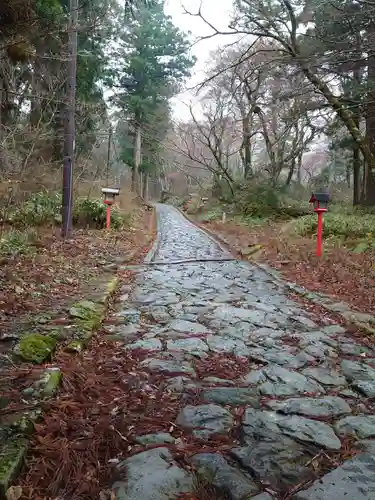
[106,124,112,186]
[62,0,78,238]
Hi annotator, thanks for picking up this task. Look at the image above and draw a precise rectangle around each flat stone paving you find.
[110,204,375,499]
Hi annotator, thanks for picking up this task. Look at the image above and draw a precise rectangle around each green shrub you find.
[9,191,62,226]
[7,191,130,230]
[166,196,190,209]
[351,239,375,253]
[73,198,130,229]
[0,229,37,257]
[239,215,269,226]
[200,209,222,222]
[233,182,280,217]
[292,213,375,239]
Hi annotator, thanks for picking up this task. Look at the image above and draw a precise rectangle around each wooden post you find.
[62,0,78,238]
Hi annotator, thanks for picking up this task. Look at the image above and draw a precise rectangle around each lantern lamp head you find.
[102,187,120,205]
[309,192,330,211]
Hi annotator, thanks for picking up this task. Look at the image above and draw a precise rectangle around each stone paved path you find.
[110,204,375,500]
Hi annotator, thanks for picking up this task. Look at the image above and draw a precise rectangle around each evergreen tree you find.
[110,0,195,193]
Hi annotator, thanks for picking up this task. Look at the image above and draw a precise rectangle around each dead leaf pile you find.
[14,340,245,500]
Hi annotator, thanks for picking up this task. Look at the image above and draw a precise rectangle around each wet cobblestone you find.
[111,204,375,500]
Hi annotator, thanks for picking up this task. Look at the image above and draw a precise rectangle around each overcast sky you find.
[164,0,236,121]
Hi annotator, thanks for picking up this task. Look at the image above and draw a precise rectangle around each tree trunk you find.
[363,19,375,205]
[242,116,252,178]
[285,158,296,185]
[346,164,351,188]
[297,152,303,184]
[0,87,9,174]
[30,50,43,127]
[353,146,361,205]
[142,171,148,199]
[300,64,375,187]
[132,122,141,193]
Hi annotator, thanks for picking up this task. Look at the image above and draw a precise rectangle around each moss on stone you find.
[0,438,28,497]
[65,340,84,353]
[69,300,104,331]
[69,299,97,318]
[1,407,41,428]
[46,327,69,341]
[16,333,57,364]
[37,368,62,398]
[107,276,120,295]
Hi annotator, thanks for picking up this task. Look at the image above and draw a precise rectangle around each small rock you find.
[141,358,196,377]
[352,380,375,397]
[167,338,208,356]
[191,453,259,499]
[211,306,268,325]
[302,367,346,387]
[202,377,235,386]
[266,396,351,418]
[334,415,375,439]
[261,350,307,369]
[206,335,250,356]
[112,448,193,500]
[126,339,162,351]
[231,439,314,490]
[14,333,57,364]
[147,307,170,324]
[341,359,375,382]
[165,377,198,392]
[107,323,139,338]
[168,320,208,336]
[176,404,233,439]
[340,343,370,356]
[243,365,325,396]
[322,324,346,334]
[134,433,175,446]
[116,309,141,324]
[294,442,375,499]
[201,387,260,406]
[69,300,97,318]
[304,344,332,359]
[339,388,359,398]
[293,316,317,329]
[242,408,341,450]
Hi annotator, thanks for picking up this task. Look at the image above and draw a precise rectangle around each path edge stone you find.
[144,207,161,263]
[0,275,121,499]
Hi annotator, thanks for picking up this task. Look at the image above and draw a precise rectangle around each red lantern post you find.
[309,192,330,257]
[101,187,120,229]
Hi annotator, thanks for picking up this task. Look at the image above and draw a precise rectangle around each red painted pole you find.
[106,205,111,229]
[316,211,323,257]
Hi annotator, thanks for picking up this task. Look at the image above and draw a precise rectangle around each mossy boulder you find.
[0,409,41,443]
[0,438,28,498]
[107,276,120,295]
[15,333,57,364]
[33,368,62,398]
[69,300,104,331]
[65,339,84,353]
[69,299,97,318]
